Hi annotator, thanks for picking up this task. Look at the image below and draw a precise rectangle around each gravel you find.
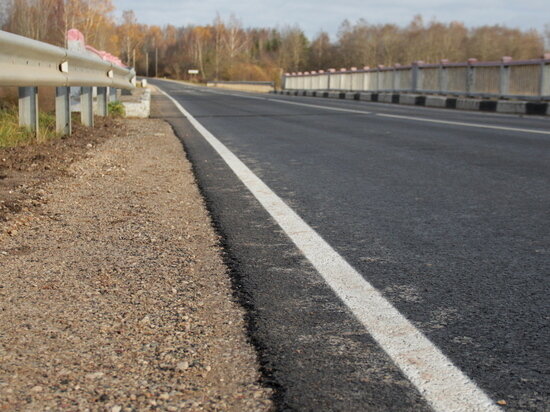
[0,118,273,411]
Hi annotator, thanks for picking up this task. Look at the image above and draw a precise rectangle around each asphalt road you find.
[151,80,549,412]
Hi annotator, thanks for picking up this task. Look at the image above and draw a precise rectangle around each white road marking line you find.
[191,85,550,135]
[376,113,550,135]
[269,98,371,114]
[158,87,502,412]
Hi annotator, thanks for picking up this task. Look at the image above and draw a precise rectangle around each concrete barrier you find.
[457,98,480,111]
[280,89,548,116]
[122,88,150,118]
[358,92,374,101]
[400,94,420,105]
[425,96,447,108]
[496,101,527,114]
[378,93,393,103]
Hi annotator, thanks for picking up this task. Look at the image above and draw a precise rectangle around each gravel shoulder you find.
[0,116,272,411]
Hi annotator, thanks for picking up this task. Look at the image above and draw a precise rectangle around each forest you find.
[1,0,548,85]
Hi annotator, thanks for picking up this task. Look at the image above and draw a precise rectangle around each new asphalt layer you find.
[151,80,549,412]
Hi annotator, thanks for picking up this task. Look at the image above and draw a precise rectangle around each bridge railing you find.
[0,30,135,136]
[283,56,550,101]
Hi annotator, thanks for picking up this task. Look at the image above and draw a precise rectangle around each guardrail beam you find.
[18,87,39,132]
[55,86,71,135]
[80,87,94,127]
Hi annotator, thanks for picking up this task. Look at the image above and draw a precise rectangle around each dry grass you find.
[0,104,58,148]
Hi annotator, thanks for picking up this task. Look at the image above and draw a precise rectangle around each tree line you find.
[1,0,548,85]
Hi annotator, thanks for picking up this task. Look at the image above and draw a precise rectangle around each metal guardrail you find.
[283,56,550,101]
[0,30,135,136]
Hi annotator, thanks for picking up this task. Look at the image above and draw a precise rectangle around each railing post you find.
[439,59,449,94]
[499,56,512,97]
[55,86,71,135]
[376,65,383,91]
[466,58,477,96]
[97,87,108,116]
[539,54,550,98]
[412,60,424,92]
[361,66,369,91]
[328,68,335,90]
[80,86,94,127]
[18,87,39,132]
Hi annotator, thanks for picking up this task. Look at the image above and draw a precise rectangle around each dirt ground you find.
[0,117,273,411]
[0,118,122,225]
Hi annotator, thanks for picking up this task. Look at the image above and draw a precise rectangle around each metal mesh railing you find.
[474,66,500,95]
[446,67,468,92]
[509,64,541,96]
[420,67,439,91]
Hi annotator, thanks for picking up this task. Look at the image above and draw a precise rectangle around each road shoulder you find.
[0,117,272,410]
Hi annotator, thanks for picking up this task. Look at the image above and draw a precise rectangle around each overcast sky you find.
[112,0,549,39]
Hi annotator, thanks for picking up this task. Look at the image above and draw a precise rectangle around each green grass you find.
[108,101,125,118]
[0,105,58,148]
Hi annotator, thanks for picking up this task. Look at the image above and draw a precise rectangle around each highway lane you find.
[151,80,549,411]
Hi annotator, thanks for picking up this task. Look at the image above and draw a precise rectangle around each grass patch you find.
[108,101,125,118]
[0,104,58,148]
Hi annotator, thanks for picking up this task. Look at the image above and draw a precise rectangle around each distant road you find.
[152,79,550,412]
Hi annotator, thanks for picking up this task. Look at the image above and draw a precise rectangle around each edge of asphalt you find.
[147,87,286,408]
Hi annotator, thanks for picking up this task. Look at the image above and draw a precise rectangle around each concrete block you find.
[305,90,316,97]
[456,98,480,111]
[496,101,525,114]
[345,92,359,100]
[378,93,393,103]
[399,94,420,105]
[357,92,373,101]
[425,96,447,108]
[524,102,548,115]
[479,100,497,112]
[327,91,341,99]
[123,89,151,118]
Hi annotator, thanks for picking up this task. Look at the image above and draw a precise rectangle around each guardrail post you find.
[18,87,39,132]
[80,87,94,127]
[499,56,512,97]
[55,87,71,135]
[466,58,477,96]
[97,87,108,116]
